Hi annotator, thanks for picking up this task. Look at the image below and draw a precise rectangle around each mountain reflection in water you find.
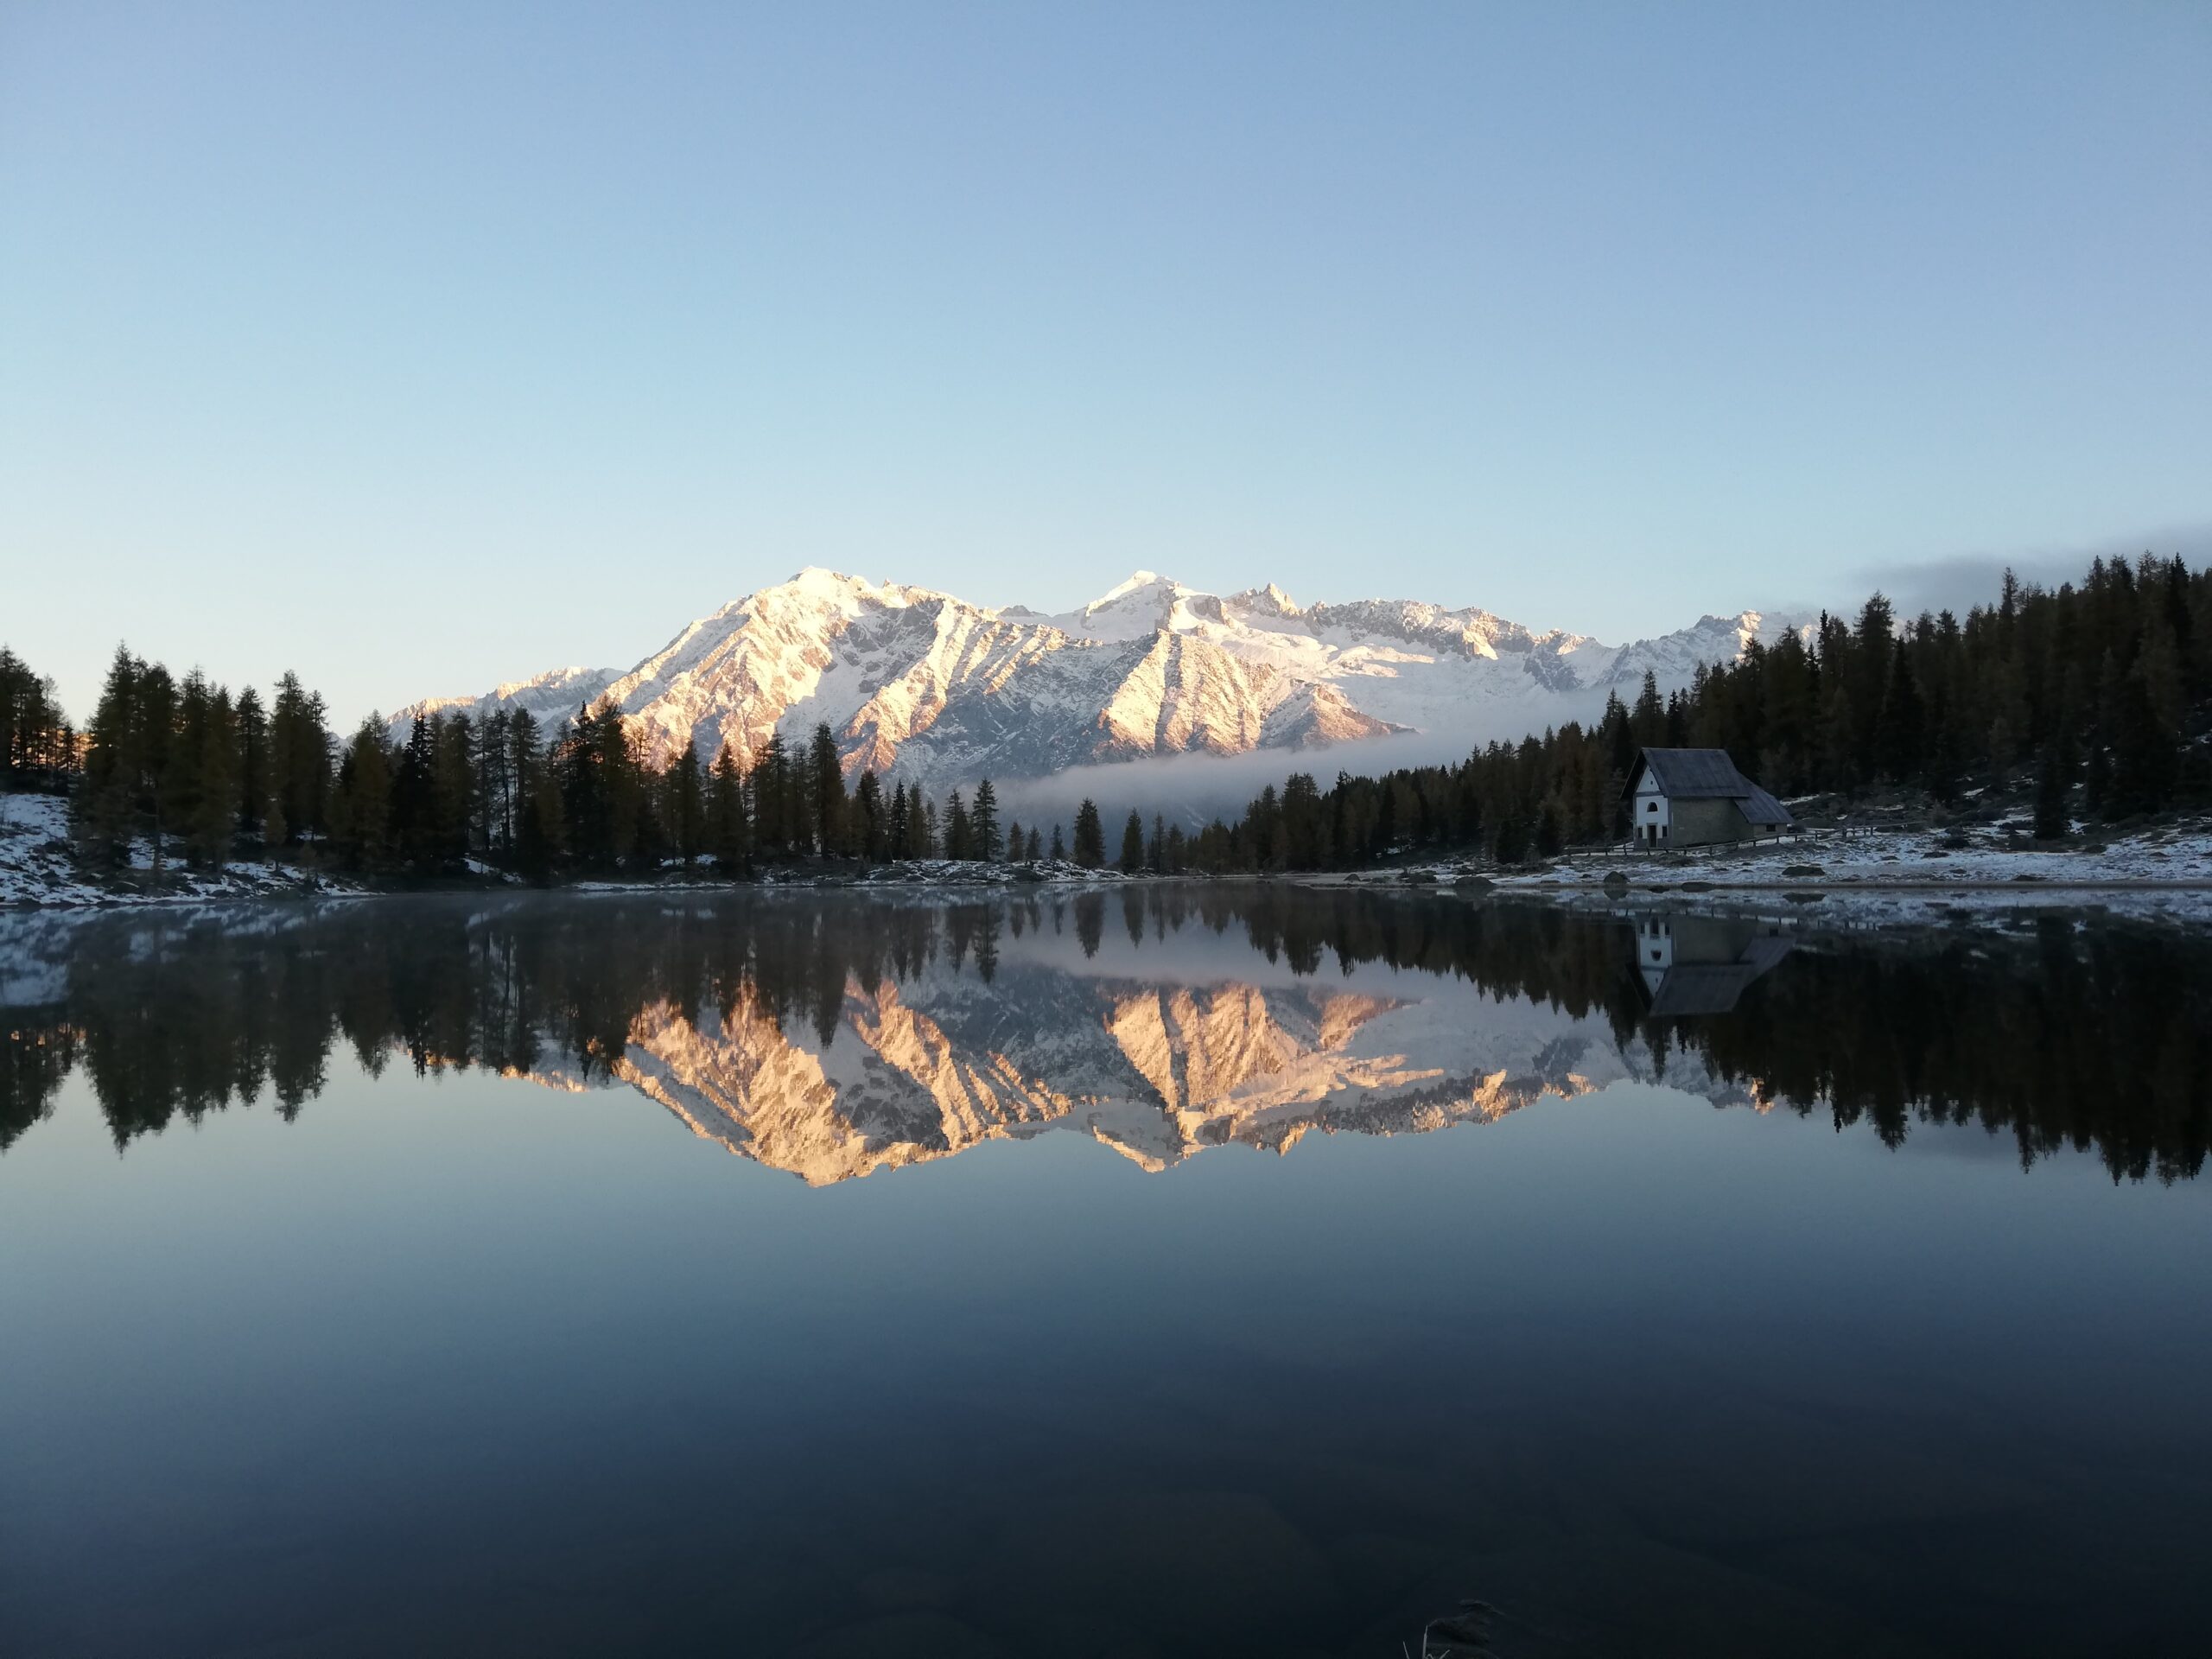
[4,888,2207,1185]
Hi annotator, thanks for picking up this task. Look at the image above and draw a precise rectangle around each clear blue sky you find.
[3,1,2206,725]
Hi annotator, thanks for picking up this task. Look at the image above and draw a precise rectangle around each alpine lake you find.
[3,886,2208,1658]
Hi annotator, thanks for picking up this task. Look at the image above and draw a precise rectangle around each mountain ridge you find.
[393,568,1808,785]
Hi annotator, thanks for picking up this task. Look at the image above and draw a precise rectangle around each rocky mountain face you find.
[396,567,1805,785]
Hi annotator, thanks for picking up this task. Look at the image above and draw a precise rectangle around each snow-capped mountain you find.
[394,568,1806,785]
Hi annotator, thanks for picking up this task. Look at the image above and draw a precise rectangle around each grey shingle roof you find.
[1734,782,1793,827]
[1629,747,1795,826]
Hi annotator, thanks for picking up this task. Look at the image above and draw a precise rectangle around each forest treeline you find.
[3,552,2206,880]
[28,646,1118,878]
[3,893,2202,1184]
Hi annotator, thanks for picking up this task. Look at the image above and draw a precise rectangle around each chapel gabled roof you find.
[1627,747,1795,825]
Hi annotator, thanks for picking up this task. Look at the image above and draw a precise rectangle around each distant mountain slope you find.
[393,568,1806,785]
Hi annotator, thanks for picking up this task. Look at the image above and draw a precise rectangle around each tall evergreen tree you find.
[944,788,971,861]
[471,709,511,855]
[808,722,846,855]
[706,745,747,871]
[390,714,439,866]
[1875,639,1925,782]
[970,778,1001,861]
[854,769,886,861]
[668,746,706,865]
[887,778,911,859]
[232,685,267,836]
[76,645,147,861]
[0,646,73,788]
[752,733,791,858]
[1071,799,1104,868]
[505,709,543,856]
[330,718,392,868]
[433,713,475,862]
[268,670,331,849]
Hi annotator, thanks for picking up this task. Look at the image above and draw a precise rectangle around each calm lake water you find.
[3,889,2209,1658]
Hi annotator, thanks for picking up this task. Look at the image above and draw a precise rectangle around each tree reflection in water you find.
[2,890,2206,1185]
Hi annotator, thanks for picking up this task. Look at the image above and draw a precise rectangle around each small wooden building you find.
[1625,747,1794,849]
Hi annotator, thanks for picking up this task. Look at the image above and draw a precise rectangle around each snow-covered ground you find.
[573,858,1139,893]
[1343,817,2212,925]
[0,793,364,909]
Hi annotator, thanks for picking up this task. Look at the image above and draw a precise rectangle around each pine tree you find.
[331,718,392,868]
[0,647,72,788]
[753,733,790,858]
[1050,823,1065,861]
[134,663,177,876]
[504,709,543,857]
[76,645,145,861]
[1875,639,1924,782]
[669,746,705,865]
[887,778,911,859]
[970,778,1001,861]
[1006,817,1024,863]
[808,722,846,855]
[1071,800,1104,868]
[854,769,886,861]
[1026,826,1042,861]
[1630,671,1666,748]
[1118,810,1144,873]
[269,670,332,851]
[470,709,511,855]
[515,761,556,880]
[171,673,238,867]
[944,789,971,860]
[391,714,438,866]
[232,685,267,838]
[706,746,747,871]
[433,712,475,863]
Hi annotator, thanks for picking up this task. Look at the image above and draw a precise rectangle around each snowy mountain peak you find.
[1091,569,1170,606]
[394,571,1807,789]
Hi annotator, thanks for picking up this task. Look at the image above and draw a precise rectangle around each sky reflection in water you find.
[2,891,2208,1657]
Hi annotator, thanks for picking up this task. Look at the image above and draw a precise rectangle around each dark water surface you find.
[3,890,2209,1657]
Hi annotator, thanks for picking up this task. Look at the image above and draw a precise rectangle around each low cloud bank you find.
[1843,523,2211,622]
[996,691,1619,831]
